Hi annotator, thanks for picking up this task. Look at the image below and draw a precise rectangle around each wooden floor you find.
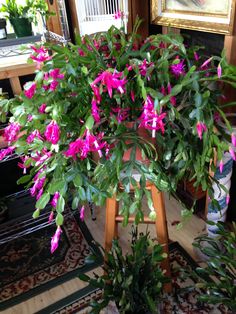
[2,194,206,314]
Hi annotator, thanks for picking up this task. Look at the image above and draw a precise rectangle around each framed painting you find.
[151,0,236,34]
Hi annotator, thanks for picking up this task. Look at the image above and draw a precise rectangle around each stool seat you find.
[104,183,172,292]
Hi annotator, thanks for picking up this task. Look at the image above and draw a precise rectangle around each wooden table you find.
[0,54,36,95]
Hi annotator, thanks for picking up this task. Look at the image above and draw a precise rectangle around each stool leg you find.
[151,185,172,293]
[105,195,118,253]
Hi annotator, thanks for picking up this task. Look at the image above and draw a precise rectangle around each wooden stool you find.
[104,183,172,292]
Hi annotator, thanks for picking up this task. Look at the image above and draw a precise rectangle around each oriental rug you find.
[37,242,232,314]
[0,208,102,311]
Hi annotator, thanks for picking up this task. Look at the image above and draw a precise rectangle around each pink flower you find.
[0,146,15,161]
[27,129,42,144]
[80,205,85,221]
[217,63,222,78]
[39,103,47,114]
[64,131,107,160]
[113,10,124,19]
[49,68,64,80]
[200,57,213,69]
[92,99,100,123]
[91,70,127,98]
[160,86,166,96]
[139,96,166,137]
[78,48,85,56]
[49,80,59,91]
[170,59,185,77]
[231,133,236,147]
[219,160,224,174]
[33,148,52,166]
[30,46,51,67]
[194,52,199,61]
[36,188,44,201]
[130,90,135,102]
[229,147,236,161]
[30,175,46,197]
[112,107,130,123]
[139,59,154,78]
[51,192,60,208]
[24,82,36,99]
[48,211,54,223]
[18,156,30,174]
[51,226,62,254]
[226,194,230,205]
[4,122,20,143]
[64,138,84,160]
[44,120,60,145]
[196,121,207,140]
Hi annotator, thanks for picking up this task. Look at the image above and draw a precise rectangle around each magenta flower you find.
[217,63,222,78]
[139,96,166,137]
[30,176,46,197]
[27,129,42,144]
[18,156,30,174]
[24,82,36,99]
[130,90,135,102]
[78,48,85,56]
[231,133,236,147]
[4,122,20,143]
[112,107,130,123]
[113,10,124,19]
[0,146,15,161]
[229,147,236,161]
[226,194,230,205]
[49,68,64,80]
[219,160,224,174]
[139,59,154,78]
[49,80,59,91]
[30,45,51,67]
[51,192,60,208]
[170,59,185,77]
[196,121,207,140]
[48,211,54,223]
[36,188,44,201]
[51,226,62,254]
[160,86,166,96]
[64,138,84,160]
[33,149,52,166]
[194,52,199,61]
[92,99,101,123]
[39,103,47,114]
[91,70,127,98]
[200,57,213,69]
[80,205,85,221]
[45,120,60,145]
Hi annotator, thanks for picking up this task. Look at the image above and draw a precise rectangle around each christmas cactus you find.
[1,18,236,251]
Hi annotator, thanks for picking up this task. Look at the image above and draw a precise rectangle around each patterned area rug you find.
[0,207,102,311]
[37,242,232,314]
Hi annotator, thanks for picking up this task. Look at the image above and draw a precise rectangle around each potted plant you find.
[79,230,169,313]
[0,17,236,251]
[0,0,52,38]
[192,221,236,311]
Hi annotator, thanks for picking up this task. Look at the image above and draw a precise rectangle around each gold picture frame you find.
[151,0,236,34]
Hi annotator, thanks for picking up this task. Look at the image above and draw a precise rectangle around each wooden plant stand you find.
[104,183,172,293]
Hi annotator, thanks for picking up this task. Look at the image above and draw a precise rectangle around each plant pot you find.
[0,18,7,40]
[9,17,32,38]
[122,122,154,163]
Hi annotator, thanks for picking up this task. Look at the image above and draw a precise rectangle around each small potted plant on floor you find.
[79,230,169,314]
[1,16,236,251]
[0,0,52,37]
[192,221,236,312]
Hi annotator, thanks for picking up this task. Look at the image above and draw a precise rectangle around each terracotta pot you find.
[122,122,154,163]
